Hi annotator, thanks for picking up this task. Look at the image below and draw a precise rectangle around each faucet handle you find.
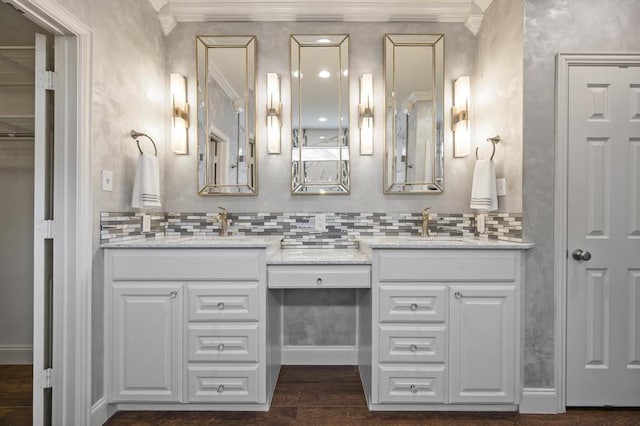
[218,206,228,216]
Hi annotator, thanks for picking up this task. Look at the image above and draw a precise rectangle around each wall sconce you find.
[170,73,189,154]
[452,75,470,158]
[359,73,374,155]
[266,73,282,154]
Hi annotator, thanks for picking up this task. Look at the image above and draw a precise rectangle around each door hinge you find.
[39,368,53,389]
[37,70,56,90]
[36,220,56,239]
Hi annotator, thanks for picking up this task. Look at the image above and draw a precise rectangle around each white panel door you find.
[449,285,516,404]
[110,284,183,402]
[567,65,640,405]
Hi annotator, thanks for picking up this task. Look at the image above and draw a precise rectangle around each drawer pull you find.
[410,384,418,393]
[217,384,224,393]
[410,303,418,311]
[169,290,178,299]
[217,343,225,352]
[454,291,463,299]
[316,277,323,285]
[217,301,225,310]
[410,344,418,353]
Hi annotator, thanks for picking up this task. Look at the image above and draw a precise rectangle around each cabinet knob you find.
[217,384,224,393]
[410,344,418,353]
[316,277,323,285]
[454,291,463,299]
[410,384,418,393]
[217,301,225,310]
[217,343,225,352]
[410,303,418,311]
[169,291,178,299]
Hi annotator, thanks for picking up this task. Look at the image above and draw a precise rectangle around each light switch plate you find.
[101,170,113,191]
[496,177,506,196]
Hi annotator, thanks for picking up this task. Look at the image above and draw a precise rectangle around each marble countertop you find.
[358,237,534,251]
[102,235,533,264]
[267,248,370,265]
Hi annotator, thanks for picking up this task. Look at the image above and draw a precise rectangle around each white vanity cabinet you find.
[365,248,523,410]
[104,247,280,410]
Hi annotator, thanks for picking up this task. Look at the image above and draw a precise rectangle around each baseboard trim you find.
[0,345,32,364]
[282,345,357,365]
[90,397,117,426]
[519,388,562,413]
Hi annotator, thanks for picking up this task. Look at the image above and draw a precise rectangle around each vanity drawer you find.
[267,264,370,289]
[187,364,260,403]
[377,250,518,282]
[379,285,446,322]
[378,365,445,403]
[187,285,259,322]
[108,249,262,281]
[187,324,259,362]
[379,326,446,363]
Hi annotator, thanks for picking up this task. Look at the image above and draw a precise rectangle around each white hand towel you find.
[131,153,161,208]
[470,159,498,211]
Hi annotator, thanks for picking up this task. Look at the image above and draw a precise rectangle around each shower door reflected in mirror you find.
[291,34,349,194]
[196,35,257,195]
[384,34,444,193]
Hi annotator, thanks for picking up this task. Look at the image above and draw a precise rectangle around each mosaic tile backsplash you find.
[100,211,523,247]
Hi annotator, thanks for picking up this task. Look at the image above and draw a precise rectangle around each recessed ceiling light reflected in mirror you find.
[318,70,331,79]
[317,38,331,44]
[318,117,328,122]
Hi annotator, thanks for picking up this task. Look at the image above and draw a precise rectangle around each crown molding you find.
[150,0,493,35]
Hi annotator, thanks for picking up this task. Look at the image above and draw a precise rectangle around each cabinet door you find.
[449,285,516,404]
[110,284,183,402]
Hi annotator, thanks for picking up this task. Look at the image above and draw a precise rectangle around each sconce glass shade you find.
[452,75,470,158]
[266,72,282,154]
[359,73,374,155]
[170,73,189,154]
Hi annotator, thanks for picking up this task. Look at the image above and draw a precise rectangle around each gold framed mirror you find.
[291,34,350,194]
[384,34,444,194]
[196,35,257,195]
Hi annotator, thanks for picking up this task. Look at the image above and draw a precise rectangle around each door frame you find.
[7,0,93,424]
[554,52,640,412]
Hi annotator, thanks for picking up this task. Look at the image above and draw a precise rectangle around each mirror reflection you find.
[196,36,257,195]
[384,34,444,193]
[291,34,349,194]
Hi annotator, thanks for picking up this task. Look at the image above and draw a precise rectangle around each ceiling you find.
[148,0,495,35]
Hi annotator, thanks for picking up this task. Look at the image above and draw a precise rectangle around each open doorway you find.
[0,3,53,424]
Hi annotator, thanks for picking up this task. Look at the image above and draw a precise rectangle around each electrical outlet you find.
[141,214,151,233]
[496,177,506,196]
[101,170,113,191]
[315,213,326,232]
[476,213,486,234]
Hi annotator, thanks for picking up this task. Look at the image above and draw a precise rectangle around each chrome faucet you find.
[216,206,229,236]
[421,207,430,237]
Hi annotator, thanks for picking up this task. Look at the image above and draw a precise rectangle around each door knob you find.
[572,249,592,261]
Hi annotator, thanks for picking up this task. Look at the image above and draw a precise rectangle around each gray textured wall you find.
[523,0,640,387]
[474,0,523,213]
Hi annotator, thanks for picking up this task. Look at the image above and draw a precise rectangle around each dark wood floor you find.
[2,365,639,425]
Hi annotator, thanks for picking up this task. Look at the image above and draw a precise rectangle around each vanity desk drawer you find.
[267,264,371,288]
[187,364,260,403]
[378,365,446,404]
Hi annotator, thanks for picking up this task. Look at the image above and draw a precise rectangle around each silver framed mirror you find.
[196,35,257,195]
[291,34,350,194]
[384,34,444,194]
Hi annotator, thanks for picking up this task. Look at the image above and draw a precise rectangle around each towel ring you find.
[130,130,158,156]
[475,135,500,160]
